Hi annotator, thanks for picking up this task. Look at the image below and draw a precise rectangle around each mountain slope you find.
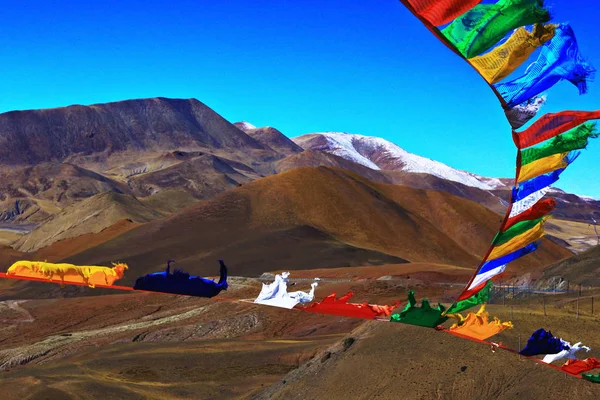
[62,167,570,284]
[242,126,303,156]
[538,245,600,287]
[254,306,600,400]
[0,99,292,227]
[275,150,394,184]
[12,191,164,252]
[0,162,134,224]
[293,132,600,248]
[126,153,257,199]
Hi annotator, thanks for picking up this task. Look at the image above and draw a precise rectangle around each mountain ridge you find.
[0,97,276,167]
[1,98,598,256]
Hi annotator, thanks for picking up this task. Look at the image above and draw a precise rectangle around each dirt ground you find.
[1,274,600,399]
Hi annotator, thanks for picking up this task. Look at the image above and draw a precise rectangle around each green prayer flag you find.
[521,122,598,166]
[390,291,448,328]
[582,372,600,384]
[445,281,493,315]
[492,217,545,246]
[441,0,551,59]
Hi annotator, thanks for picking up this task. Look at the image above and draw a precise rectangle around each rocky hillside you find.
[0,98,275,166]
[62,166,570,285]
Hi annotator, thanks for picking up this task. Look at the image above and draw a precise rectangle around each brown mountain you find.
[385,171,509,214]
[549,190,600,223]
[241,125,303,156]
[290,133,600,250]
[60,166,569,286]
[293,132,513,189]
[0,98,292,229]
[0,98,276,167]
[2,98,597,250]
[276,153,508,215]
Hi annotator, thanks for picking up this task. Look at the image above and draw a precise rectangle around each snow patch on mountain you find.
[578,195,599,202]
[549,187,599,202]
[296,132,505,191]
[234,121,257,131]
[306,132,381,170]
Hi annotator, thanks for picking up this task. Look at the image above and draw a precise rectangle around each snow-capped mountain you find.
[293,132,507,191]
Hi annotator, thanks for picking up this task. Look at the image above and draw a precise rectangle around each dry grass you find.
[0,230,21,247]
[546,219,600,253]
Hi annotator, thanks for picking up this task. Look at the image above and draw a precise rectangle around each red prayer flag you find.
[504,198,556,230]
[561,358,600,375]
[302,292,399,320]
[514,110,600,149]
[402,0,483,27]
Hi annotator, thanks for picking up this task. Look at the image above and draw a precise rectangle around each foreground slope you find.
[1,282,599,399]
[0,282,363,399]
[254,304,600,400]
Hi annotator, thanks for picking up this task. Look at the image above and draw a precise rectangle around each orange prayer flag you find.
[448,305,513,341]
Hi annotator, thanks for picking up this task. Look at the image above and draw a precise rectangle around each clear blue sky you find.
[1,1,599,197]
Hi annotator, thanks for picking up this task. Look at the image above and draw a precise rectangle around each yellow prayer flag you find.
[488,220,546,260]
[469,24,556,84]
[517,152,569,183]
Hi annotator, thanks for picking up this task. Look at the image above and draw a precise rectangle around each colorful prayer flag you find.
[520,328,569,356]
[303,291,399,320]
[487,220,546,261]
[390,290,448,328]
[6,260,128,288]
[447,305,513,341]
[514,111,600,149]
[441,0,551,59]
[402,0,483,27]
[495,24,596,107]
[469,24,556,84]
[562,358,600,375]
[520,122,598,165]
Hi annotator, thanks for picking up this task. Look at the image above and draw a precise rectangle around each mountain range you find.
[0,97,598,288]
